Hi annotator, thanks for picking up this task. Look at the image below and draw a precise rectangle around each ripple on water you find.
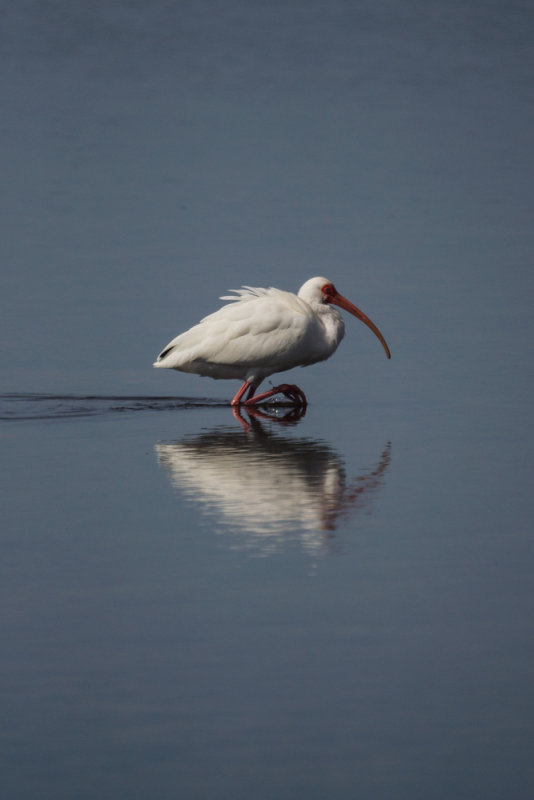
[0,393,226,421]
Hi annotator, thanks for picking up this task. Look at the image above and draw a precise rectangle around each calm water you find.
[2,2,534,798]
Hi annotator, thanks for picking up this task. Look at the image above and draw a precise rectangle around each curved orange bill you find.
[331,292,391,359]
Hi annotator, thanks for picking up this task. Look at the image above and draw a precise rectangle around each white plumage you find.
[153,276,390,406]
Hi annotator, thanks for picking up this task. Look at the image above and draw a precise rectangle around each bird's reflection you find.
[155,412,391,557]
[231,403,308,430]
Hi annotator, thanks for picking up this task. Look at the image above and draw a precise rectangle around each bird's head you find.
[298,277,391,359]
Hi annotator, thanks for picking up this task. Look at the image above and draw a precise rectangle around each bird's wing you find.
[155,288,318,374]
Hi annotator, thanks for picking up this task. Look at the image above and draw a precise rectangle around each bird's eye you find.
[322,284,335,296]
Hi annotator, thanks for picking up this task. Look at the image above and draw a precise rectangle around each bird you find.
[153,276,391,406]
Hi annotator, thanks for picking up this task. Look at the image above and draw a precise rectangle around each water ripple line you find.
[0,393,226,421]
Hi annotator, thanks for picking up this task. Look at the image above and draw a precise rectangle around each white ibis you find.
[153,277,391,406]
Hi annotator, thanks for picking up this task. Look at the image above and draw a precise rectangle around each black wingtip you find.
[158,346,174,361]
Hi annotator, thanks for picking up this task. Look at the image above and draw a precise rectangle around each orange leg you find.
[230,381,258,406]
[231,381,307,407]
[244,383,307,407]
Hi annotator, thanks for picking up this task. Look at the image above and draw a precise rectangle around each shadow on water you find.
[0,393,228,420]
[155,412,391,556]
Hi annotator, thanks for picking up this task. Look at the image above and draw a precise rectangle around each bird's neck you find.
[320,305,345,351]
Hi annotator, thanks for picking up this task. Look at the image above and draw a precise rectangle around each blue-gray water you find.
[1,2,534,798]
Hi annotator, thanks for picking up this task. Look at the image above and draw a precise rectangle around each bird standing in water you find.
[153,276,390,406]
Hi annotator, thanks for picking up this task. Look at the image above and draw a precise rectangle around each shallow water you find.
[0,393,226,420]
[2,1,534,798]
[2,391,534,799]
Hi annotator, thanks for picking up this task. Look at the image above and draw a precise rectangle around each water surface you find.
[1,1,534,798]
